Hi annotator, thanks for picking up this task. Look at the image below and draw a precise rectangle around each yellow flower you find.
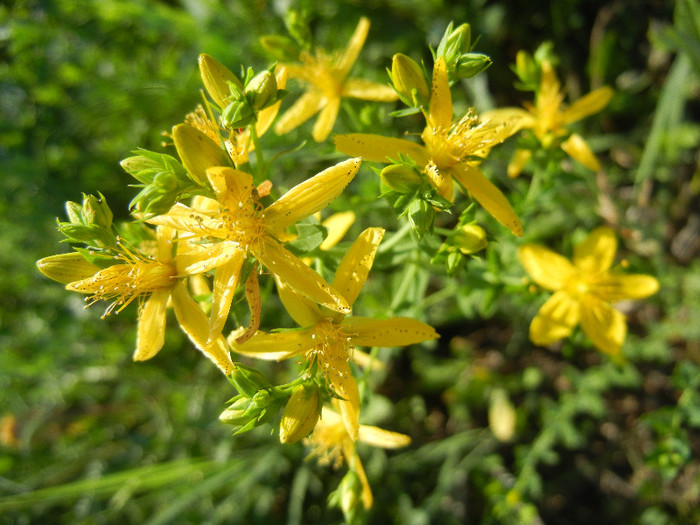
[487,60,613,177]
[335,57,523,236]
[274,17,397,142]
[307,405,411,510]
[40,227,234,374]
[518,226,659,357]
[148,158,362,342]
[228,227,439,440]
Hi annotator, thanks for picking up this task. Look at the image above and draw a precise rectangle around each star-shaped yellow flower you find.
[335,57,523,235]
[307,405,411,510]
[487,60,613,177]
[518,226,658,356]
[274,17,397,142]
[148,158,361,342]
[38,226,235,374]
[228,227,438,440]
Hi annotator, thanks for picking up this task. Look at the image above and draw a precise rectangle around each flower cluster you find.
[37,16,658,522]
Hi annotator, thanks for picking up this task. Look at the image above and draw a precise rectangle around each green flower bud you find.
[120,155,161,180]
[453,223,487,254]
[221,99,254,129]
[83,194,113,230]
[436,22,472,67]
[245,70,278,111]
[407,198,435,239]
[64,200,83,224]
[380,164,423,194]
[36,252,100,284]
[279,386,320,444]
[230,363,270,398]
[219,396,254,425]
[391,54,429,107]
[456,53,492,79]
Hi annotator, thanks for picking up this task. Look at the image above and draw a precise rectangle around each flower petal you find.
[171,282,234,375]
[573,226,617,274]
[428,56,452,130]
[336,17,370,78]
[320,211,356,250]
[452,163,522,236]
[209,250,246,341]
[264,157,361,232]
[206,166,254,204]
[580,294,627,356]
[333,227,385,307]
[343,316,439,347]
[134,288,170,361]
[334,133,430,165]
[507,148,532,178]
[342,78,398,101]
[561,133,601,171]
[228,328,314,360]
[529,291,580,346]
[482,107,536,133]
[334,359,360,441]
[275,276,323,327]
[358,425,411,449]
[518,244,576,291]
[255,65,288,137]
[561,86,613,125]
[254,236,350,314]
[274,90,324,135]
[592,273,659,302]
[312,96,340,142]
[426,162,454,201]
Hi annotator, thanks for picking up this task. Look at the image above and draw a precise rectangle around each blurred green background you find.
[2,0,699,523]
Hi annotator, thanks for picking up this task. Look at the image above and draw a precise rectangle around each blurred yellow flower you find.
[275,17,397,142]
[148,158,361,341]
[518,226,658,357]
[487,60,613,177]
[308,405,411,510]
[41,227,235,374]
[228,227,439,440]
[336,57,523,235]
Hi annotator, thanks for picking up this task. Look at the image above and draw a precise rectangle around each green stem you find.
[249,124,265,180]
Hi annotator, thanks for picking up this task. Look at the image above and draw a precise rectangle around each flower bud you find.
[259,35,299,62]
[279,386,321,444]
[37,252,100,284]
[488,388,516,442]
[245,70,278,111]
[229,363,270,398]
[436,23,472,67]
[221,99,254,129]
[391,54,429,107]
[83,194,113,230]
[380,164,422,194]
[453,223,487,254]
[456,53,492,79]
[198,54,243,109]
[219,396,254,425]
[172,123,227,185]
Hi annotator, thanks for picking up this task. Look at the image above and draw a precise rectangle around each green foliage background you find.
[2,0,699,523]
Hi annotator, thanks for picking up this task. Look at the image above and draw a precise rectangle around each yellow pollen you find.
[69,258,177,317]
